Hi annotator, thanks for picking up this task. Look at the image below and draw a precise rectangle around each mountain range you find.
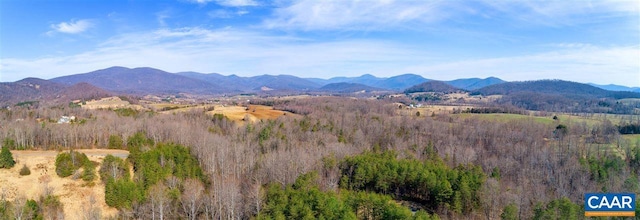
[51,67,505,93]
[2,66,638,106]
[48,66,507,93]
[51,67,222,94]
[308,73,431,91]
[318,83,386,93]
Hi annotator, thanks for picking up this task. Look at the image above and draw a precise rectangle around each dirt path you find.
[1,149,129,220]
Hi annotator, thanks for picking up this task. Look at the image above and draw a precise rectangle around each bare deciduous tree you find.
[180,178,204,220]
[12,194,27,220]
[149,182,169,220]
[82,194,101,220]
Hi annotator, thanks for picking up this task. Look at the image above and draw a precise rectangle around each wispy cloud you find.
[187,0,259,7]
[480,0,640,27]
[264,0,451,30]
[1,27,417,81]
[264,0,640,30]
[156,10,172,27]
[408,45,640,86]
[47,19,94,35]
[3,27,638,86]
[218,0,259,7]
[208,9,249,18]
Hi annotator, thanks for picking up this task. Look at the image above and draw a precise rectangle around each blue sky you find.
[1,0,639,86]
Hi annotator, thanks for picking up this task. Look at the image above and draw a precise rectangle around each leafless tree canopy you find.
[1,96,638,219]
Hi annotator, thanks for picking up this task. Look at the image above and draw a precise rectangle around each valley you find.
[0,83,639,218]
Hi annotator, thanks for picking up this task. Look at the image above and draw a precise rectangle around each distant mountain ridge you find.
[51,67,222,94]
[588,83,640,92]
[318,83,386,93]
[308,73,428,91]
[307,74,380,85]
[178,72,321,92]
[446,77,505,90]
[308,74,505,91]
[61,67,508,93]
[3,66,638,107]
[250,73,430,92]
[474,80,640,99]
[472,80,640,114]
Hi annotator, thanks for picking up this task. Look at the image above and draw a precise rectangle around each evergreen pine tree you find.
[0,145,15,169]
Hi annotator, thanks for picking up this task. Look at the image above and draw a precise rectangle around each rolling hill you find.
[445,77,505,90]
[318,82,385,93]
[55,82,114,102]
[0,78,114,106]
[473,80,640,114]
[404,81,464,93]
[0,78,67,104]
[474,80,640,99]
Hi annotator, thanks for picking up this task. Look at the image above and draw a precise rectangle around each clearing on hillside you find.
[80,96,144,110]
[207,104,296,122]
[0,149,129,220]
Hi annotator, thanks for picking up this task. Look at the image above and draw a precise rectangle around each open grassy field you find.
[408,104,637,127]
[404,105,468,117]
[0,149,129,220]
[154,104,217,114]
[81,96,144,110]
[207,104,296,122]
[587,135,640,158]
[147,103,192,112]
[622,134,640,146]
[556,114,638,126]
[454,113,557,125]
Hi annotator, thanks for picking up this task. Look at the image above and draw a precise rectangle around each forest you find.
[0,96,639,219]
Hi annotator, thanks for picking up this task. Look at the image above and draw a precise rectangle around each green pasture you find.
[455,112,638,127]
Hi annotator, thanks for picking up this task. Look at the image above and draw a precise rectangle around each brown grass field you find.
[155,104,217,114]
[147,103,191,111]
[0,149,129,220]
[396,104,469,117]
[207,104,295,122]
[81,96,144,110]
